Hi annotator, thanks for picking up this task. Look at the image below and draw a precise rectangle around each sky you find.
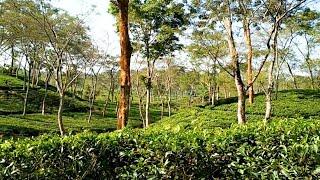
[50,0,120,55]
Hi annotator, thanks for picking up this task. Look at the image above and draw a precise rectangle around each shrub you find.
[1,118,320,179]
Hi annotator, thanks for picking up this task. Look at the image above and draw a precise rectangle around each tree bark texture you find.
[117,0,132,130]
[224,16,246,124]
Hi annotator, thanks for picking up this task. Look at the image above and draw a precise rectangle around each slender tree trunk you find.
[224,15,246,124]
[115,100,119,116]
[81,73,87,99]
[31,63,36,88]
[11,44,14,76]
[243,17,254,104]
[88,74,98,123]
[306,58,315,89]
[265,27,279,122]
[145,82,151,127]
[275,69,281,100]
[102,99,109,117]
[224,86,227,99]
[166,60,172,117]
[167,86,171,117]
[102,72,114,116]
[117,0,132,130]
[135,71,145,126]
[160,95,164,119]
[304,34,315,89]
[23,65,31,116]
[35,66,41,87]
[42,72,51,115]
[72,81,77,98]
[138,96,145,127]
[235,75,246,124]
[16,58,21,78]
[286,61,298,89]
[111,81,115,103]
[23,63,27,90]
[211,90,215,106]
[102,92,110,117]
[57,93,65,136]
[23,55,32,116]
[188,90,192,106]
[216,86,219,101]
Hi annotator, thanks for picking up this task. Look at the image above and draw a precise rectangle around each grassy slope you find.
[0,74,165,137]
[0,87,320,179]
[1,89,320,178]
[152,89,320,133]
[0,73,319,138]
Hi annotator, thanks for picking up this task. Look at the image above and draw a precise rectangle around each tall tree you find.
[263,0,308,121]
[111,0,133,129]
[129,0,187,127]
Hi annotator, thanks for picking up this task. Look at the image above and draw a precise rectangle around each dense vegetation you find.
[0,0,320,178]
[1,90,320,178]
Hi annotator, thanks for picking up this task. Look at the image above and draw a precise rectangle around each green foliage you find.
[1,117,320,178]
[0,74,24,88]
[1,90,320,178]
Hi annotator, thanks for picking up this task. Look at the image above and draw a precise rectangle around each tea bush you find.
[1,118,320,179]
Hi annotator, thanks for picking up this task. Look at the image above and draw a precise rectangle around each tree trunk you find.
[306,58,315,89]
[160,95,164,119]
[31,63,36,88]
[224,86,227,99]
[57,94,65,136]
[16,58,22,78]
[167,86,171,117]
[23,56,32,116]
[23,63,27,91]
[243,17,254,104]
[145,83,151,127]
[224,15,246,124]
[110,73,115,102]
[304,34,315,89]
[102,92,110,117]
[115,100,119,116]
[265,27,279,122]
[42,72,51,115]
[23,66,31,116]
[102,71,114,117]
[35,64,41,87]
[117,0,132,130]
[11,44,14,76]
[286,61,298,89]
[81,73,87,99]
[188,90,192,106]
[72,81,77,98]
[138,96,145,127]
[235,75,246,124]
[216,86,219,101]
[211,88,216,106]
[88,74,98,123]
[274,68,281,100]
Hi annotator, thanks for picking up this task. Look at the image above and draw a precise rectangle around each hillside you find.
[154,89,320,132]
[1,90,320,178]
[0,74,165,137]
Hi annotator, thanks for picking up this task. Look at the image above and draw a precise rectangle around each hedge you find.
[1,118,320,179]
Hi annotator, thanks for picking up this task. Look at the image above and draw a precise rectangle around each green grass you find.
[1,87,320,178]
[0,102,166,137]
[212,89,320,119]
[152,89,320,133]
[0,74,24,88]
[0,72,319,140]
[0,74,168,137]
